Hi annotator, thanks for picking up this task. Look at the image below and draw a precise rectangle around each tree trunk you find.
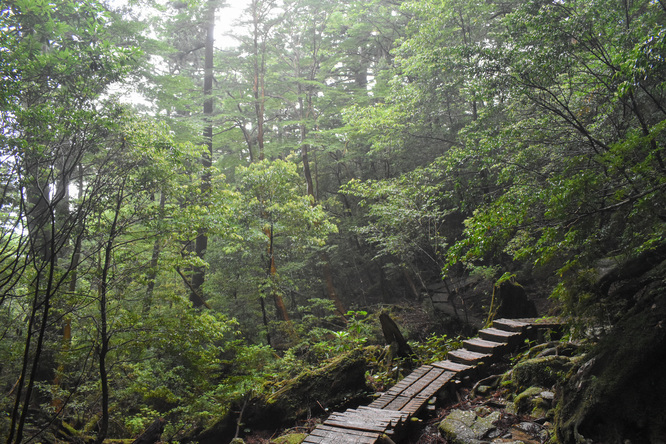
[144,192,166,313]
[379,313,413,359]
[267,224,290,321]
[252,0,266,161]
[95,180,125,444]
[191,3,215,307]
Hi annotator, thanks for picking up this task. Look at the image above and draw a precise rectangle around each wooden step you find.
[493,318,531,332]
[431,359,472,373]
[304,424,380,443]
[448,349,491,365]
[478,327,522,344]
[463,338,506,355]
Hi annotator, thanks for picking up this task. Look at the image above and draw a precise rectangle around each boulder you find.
[496,281,537,319]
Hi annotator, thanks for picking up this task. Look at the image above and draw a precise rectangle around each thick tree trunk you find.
[191,4,215,307]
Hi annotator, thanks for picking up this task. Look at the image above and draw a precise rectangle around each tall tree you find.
[191,0,218,306]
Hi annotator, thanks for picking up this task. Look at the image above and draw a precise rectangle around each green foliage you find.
[410,333,463,366]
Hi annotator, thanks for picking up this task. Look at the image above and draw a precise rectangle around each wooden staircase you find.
[303,318,560,444]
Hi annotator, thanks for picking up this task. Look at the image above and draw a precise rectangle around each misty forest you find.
[1,0,665,442]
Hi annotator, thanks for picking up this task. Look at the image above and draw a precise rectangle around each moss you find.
[271,433,307,444]
[263,349,369,423]
[514,386,544,413]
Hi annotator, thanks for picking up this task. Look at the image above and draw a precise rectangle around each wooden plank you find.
[431,359,472,373]
[382,365,436,397]
[419,371,455,398]
[400,396,428,415]
[356,406,409,422]
[323,418,387,434]
[493,318,531,332]
[324,407,407,434]
[368,395,392,409]
[478,327,522,343]
[448,348,491,365]
[399,367,445,398]
[463,338,506,355]
[304,424,380,444]
[515,317,562,328]
[384,395,412,411]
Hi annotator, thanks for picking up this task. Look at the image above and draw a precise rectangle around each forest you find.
[0,0,665,442]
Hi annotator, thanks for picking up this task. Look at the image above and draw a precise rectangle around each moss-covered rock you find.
[513,386,555,418]
[507,355,576,391]
[438,409,501,444]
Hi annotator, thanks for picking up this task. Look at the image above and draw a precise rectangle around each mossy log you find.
[131,418,165,444]
[189,350,369,444]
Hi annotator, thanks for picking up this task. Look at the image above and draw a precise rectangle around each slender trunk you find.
[267,223,289,321]
[252,1,265,160]
[259,296,271,346]
[298,90,345,317]
[12,226,58,444]
[145,192,166,313]
[95,181,124,444]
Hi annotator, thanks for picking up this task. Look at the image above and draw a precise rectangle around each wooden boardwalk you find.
[303,318,560,444]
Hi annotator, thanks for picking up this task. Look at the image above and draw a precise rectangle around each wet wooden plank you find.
[400,397,428,415]
[323,417,387,434]
[382,367,431,396]
[515,317,562,328]
[418,371,455,398]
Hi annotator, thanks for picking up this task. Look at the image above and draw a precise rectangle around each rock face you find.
[556,266,666,443]
[439,409,501,444]
[496,281,537,319]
